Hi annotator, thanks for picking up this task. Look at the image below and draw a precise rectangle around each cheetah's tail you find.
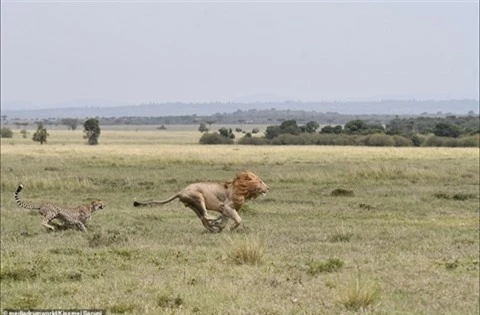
[14,184,39,210]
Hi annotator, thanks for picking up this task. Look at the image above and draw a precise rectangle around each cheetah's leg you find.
[77,222,87,232]
[41,217,56,231]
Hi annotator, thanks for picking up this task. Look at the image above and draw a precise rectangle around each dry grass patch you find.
[225,236,265,266]
[339,271,381,312]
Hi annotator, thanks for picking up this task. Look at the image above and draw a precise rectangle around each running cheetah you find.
[14,184,105,232]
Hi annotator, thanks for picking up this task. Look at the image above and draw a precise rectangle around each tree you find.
[205,120,216,129]
[305,121,320,133]
[83,118,101,145]
[279,120,300,135]
[1,127,13,138]
[61,118,79,130]
[218,127,235,139]
[265,125,281,139]
[433,122,461,138]
[32,122,49,144]
[344,119,369,134]
[321,125,343,134]
[386,117,414,136]
[198,122,209,133]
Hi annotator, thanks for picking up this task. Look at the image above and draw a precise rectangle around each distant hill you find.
[2,99,478,120]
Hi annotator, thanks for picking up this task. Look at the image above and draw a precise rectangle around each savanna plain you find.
[1,128,479,314]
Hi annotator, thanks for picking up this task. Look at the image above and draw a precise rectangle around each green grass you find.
[1,129,479,314]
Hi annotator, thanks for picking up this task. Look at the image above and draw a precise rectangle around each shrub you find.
[392,135,412,147]
[307,258,344,275]
[457,135,479,147]
[238,135,270,145]
[411,134,423,147]
[1,127,13,138]
[363,134,395,147]
[332,135,358,146]
[199,132,234,144]
[423,135,445,147]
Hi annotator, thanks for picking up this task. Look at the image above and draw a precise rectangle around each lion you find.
[133,171,269,232]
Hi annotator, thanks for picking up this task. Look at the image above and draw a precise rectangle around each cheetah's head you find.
[91,200,105,211]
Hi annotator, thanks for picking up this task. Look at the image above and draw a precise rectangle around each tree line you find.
[1,118,101,145]
[199,116,479,147]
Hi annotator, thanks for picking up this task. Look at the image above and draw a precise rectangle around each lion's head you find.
[225,171,269,210]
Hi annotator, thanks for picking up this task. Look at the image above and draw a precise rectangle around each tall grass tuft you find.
[339,271,381,311]
[87,228,129,247]
[307,258,344,275]
[157,293,184,309]
[226,236,265,265]
[328,224,356,243]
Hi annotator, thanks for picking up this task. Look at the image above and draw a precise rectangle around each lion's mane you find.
[225,171,266,210]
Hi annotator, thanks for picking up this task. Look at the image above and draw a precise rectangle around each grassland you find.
[1,129,479,314]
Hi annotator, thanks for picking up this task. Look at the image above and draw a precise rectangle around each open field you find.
[1,129,479,314]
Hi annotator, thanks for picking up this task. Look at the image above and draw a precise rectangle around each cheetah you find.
[14,184,105,232]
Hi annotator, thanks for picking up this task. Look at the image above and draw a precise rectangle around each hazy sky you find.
[1,1,479,110]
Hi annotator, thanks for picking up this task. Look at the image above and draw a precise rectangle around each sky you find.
[1,1,479,111]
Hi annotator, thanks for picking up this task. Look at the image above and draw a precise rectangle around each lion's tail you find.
[133,193,180,207]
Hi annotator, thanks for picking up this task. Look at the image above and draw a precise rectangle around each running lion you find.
[133,171,269,232]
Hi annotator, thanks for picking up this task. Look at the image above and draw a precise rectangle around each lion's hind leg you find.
[182,194,220,233]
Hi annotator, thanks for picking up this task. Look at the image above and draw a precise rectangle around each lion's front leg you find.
[218,203,242,231]
[200,216,221,233]
[211,214,229,232]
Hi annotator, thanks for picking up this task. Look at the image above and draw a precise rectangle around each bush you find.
[332,135,359,146]
[457,135,479,147]
[363,134,395,147]
[271,134,307,145]
[1,127,13,138]
[199,132,234,144]
[423,135,445,147]
[238,135,270,145]
[392,135,412,147]
[411,134,423,147]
